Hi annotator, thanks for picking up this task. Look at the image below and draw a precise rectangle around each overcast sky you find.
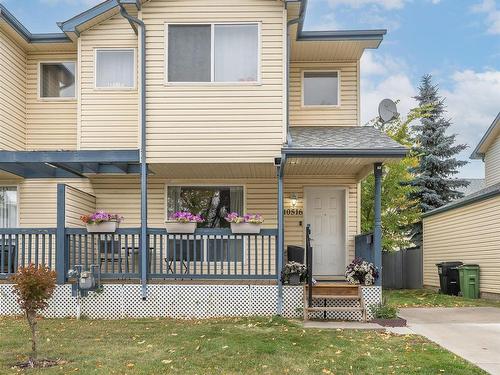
[1,0,499,178]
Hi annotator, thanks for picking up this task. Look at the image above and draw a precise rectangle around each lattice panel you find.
[80,285,124,319]
[250,285,277,316]
[0,284,382,320]
[362,286,382,320]
[0,284,75,318]
[282,286,303,318]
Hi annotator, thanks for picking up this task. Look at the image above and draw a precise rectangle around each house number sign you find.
[284,209,303,216]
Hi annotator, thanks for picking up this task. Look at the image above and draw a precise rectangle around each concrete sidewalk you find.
[400,307,500,375]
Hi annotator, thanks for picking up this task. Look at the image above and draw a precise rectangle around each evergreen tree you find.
[362,107,421,251]
[407,74,469,245]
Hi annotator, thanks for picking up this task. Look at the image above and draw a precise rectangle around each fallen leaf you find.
[162,360,172,365]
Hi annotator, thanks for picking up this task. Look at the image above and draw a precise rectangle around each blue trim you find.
[58,0,141,33]
[293,0,385,47]
[0,150,139,163]
[373,163,383,287]
[0,4,71,44]
[56,184,67,284]
[422,186,500,218]
[471,112,500,159]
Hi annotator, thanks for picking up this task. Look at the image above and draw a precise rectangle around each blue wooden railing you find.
[1,227,279,281]
[0,228,57,278]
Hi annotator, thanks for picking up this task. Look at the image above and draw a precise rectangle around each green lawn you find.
[385,289,500,308]
[0,316,485,374]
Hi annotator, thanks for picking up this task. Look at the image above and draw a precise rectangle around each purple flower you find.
[81,210,123,225]
[225,213,264,224]
[169,211,204,223]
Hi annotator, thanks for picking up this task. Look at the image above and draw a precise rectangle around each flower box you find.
[165,221,197,234]
[230,222,261,234]
[86,221,118,233]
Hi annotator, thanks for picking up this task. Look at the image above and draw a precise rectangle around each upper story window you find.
[167,24,259,83]
[0,187,17,228]
[302,71,340,107]
[95,49,136,89]
[40,62,76,99]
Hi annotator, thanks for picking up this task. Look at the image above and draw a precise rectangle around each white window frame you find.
[164,183,247,263]
[38,61,77,101]
[93,48,137,91]
[0,185,19,228]
[164,22,262,86]
[301,70,341,109]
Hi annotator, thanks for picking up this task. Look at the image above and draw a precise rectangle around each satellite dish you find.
[378,98,398,123]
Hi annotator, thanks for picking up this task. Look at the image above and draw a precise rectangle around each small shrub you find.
[370,298,398,319]
[10,264,56,362]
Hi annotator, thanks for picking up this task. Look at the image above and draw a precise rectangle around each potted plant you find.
[370,297,406,327]
[282,261,306,285]
[345,257,379,286]
[225,212,264,234]
[81,211,123,233]
[165,211,204,234]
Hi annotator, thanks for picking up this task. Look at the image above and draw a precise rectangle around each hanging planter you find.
[165,211,204,234]
[225,213,264,234]
[80,211,123,233]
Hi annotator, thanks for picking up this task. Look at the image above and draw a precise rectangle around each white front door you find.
[305,187,346,277]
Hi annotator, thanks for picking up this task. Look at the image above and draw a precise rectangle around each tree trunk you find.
[26,310,37,361]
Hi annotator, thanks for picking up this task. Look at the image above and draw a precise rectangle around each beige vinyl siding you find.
[423,195,500,296]
[65,186,96,227]
[79,14,139,150]
[484,135,500,187]
[26,52,77,150]
[289,61,359,127]
[18,179,94,227]
[0,29,26,150]
[142,0,285,163]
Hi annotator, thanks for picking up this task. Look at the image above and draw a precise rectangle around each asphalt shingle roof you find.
[288,126,406,150]
[423,181,500,217]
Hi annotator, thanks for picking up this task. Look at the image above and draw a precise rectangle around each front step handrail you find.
[305,224,313,306]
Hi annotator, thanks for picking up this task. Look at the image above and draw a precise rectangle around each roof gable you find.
[471,112,500,160]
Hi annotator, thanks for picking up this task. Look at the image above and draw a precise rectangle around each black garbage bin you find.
[287,245,304,264]
[436,261,463,295]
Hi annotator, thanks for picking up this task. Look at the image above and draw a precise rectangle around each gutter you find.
[0,4,71,44]
[282,148,408,158]
[422,187,500,218]
[116,1,148,300]
[286,12,300,145]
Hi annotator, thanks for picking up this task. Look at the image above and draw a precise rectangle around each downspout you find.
[286,17,299,145]
[117,1,148,300]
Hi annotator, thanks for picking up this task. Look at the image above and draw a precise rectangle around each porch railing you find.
[0,228,57,279]
[1,227,278,281]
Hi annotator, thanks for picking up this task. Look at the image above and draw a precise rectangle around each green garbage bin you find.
[458,265,480,299]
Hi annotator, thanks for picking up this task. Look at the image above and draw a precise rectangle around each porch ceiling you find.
[0,150,141,179]
[148,163,276,179]
[284,157,396,178]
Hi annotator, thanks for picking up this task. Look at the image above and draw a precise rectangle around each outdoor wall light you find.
[290,193,298,208]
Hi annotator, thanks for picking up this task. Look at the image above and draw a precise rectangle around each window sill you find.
[165,81,262,87]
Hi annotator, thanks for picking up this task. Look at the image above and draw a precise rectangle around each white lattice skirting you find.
[0,284,381,320]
